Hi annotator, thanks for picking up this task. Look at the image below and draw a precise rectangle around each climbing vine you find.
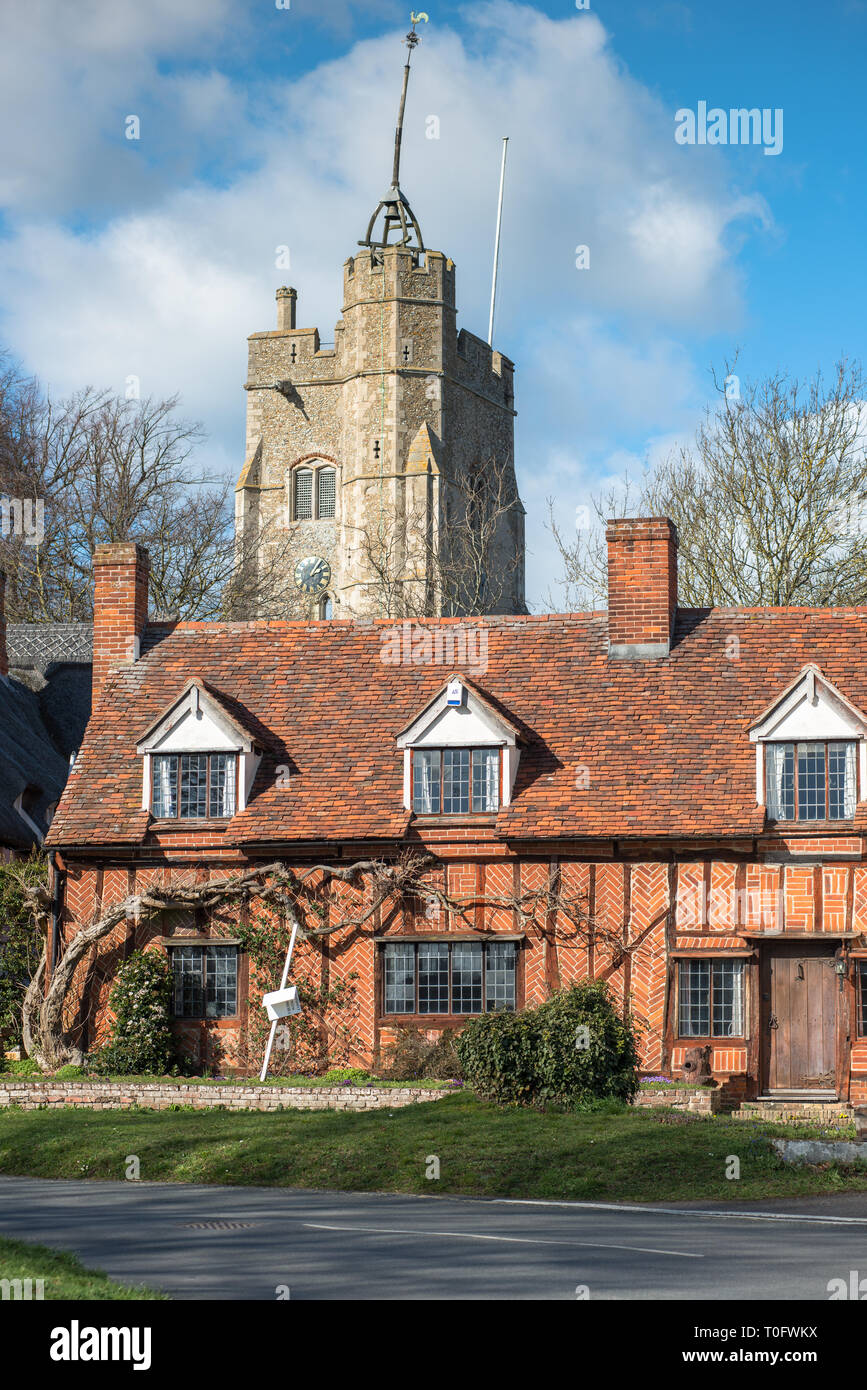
[21,850,643,1072]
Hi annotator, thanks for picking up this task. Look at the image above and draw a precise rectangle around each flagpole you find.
[488,136,509,345]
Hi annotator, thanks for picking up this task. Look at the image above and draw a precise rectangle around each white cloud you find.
[0,1,774,603]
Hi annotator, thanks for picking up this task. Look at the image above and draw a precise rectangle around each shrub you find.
[90,951,176,1077]
[457,982,640,1108]
[380,1027,463,1081]
[54,1064,85,1079]
[5,1056,41,1076]
[534,984,639,1106]
[322,1066,370,1084]
[453,1011,539,1103]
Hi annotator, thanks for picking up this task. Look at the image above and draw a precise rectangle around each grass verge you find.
[1,1093,866,1203]
[0,1236,167,1300]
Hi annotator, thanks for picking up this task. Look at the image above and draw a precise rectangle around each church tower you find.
[234,19,525,619]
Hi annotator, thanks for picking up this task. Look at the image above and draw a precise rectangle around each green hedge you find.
[456,982,639,1108]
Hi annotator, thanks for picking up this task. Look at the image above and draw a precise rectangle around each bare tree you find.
[549,357,867,610]
[353,454,525,617]
[0,351,296,621]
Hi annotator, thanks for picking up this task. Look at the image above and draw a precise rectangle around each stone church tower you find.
[234,23,525,620]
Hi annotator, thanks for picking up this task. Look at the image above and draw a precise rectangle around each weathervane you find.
[360,12,429,254]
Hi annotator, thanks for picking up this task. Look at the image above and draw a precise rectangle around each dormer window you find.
[765,742,857,822]
[750,665,867,824]
[137,679,262,820]
[412,748,499,814]
[152,752,237,819]
[396,675,521,816]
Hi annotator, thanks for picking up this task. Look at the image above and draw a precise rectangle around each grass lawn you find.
[0,1236,167,1300]
[1,1093,866,1204]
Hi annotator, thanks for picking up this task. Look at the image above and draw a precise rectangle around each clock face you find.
[294,555,331,595]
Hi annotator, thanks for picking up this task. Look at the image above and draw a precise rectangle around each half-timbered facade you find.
[44,522,867,1102]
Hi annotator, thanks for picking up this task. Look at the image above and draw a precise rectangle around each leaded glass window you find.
[452,942,483,1013]
[412,750,441,814]
[678,959,745,1038]
[209,753,236,818]
[412,748,501,814]
[418,941,450,1013]
[150,753,238,819]
[179,753,207,818]
[443,749,470,814]
[857,962,867,1037]
[765,741,857,821]
[171,945,238,1019]
[383,940,517,1015]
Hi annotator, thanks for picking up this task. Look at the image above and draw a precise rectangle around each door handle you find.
[769,1014,778,1030]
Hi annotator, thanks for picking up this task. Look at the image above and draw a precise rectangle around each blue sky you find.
[0,0,864,607]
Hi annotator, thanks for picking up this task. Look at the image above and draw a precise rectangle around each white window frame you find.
[396,676,521,812]
[749,665,867,813]
[137,680,261,815]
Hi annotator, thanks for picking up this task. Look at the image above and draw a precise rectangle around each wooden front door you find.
[764,944,837,1092]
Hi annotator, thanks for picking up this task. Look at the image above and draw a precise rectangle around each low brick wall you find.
[0,1080,449,1113]
[732,1100,853,1126]
[635,1088,855,1127]
[633,1086,717,1114]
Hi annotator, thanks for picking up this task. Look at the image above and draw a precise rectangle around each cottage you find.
[35,26,867,1101]
[43,522,867,1104]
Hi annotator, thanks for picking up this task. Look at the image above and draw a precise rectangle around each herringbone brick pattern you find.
[56,850,867,1084]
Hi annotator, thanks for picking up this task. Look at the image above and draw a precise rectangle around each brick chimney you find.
[0,570,7,678]
[92,542,150,704]
[606,517,678,659]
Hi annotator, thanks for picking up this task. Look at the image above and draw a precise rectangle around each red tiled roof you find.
[46,607,867,848]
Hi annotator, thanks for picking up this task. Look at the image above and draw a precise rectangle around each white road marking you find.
[303,1221,702,1258]
[495,1198,867,1225]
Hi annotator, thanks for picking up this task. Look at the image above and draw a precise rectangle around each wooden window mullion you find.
[481,943,487,1013]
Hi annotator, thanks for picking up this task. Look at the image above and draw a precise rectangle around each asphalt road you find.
[2,1175,867,1299]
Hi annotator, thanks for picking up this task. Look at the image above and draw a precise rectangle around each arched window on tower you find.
[294,467,313,520]
[318,594,333,620]
[290,462,337,521]
[317,467,336,519]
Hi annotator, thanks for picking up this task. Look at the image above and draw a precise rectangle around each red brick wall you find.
[53,852,866,1093]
